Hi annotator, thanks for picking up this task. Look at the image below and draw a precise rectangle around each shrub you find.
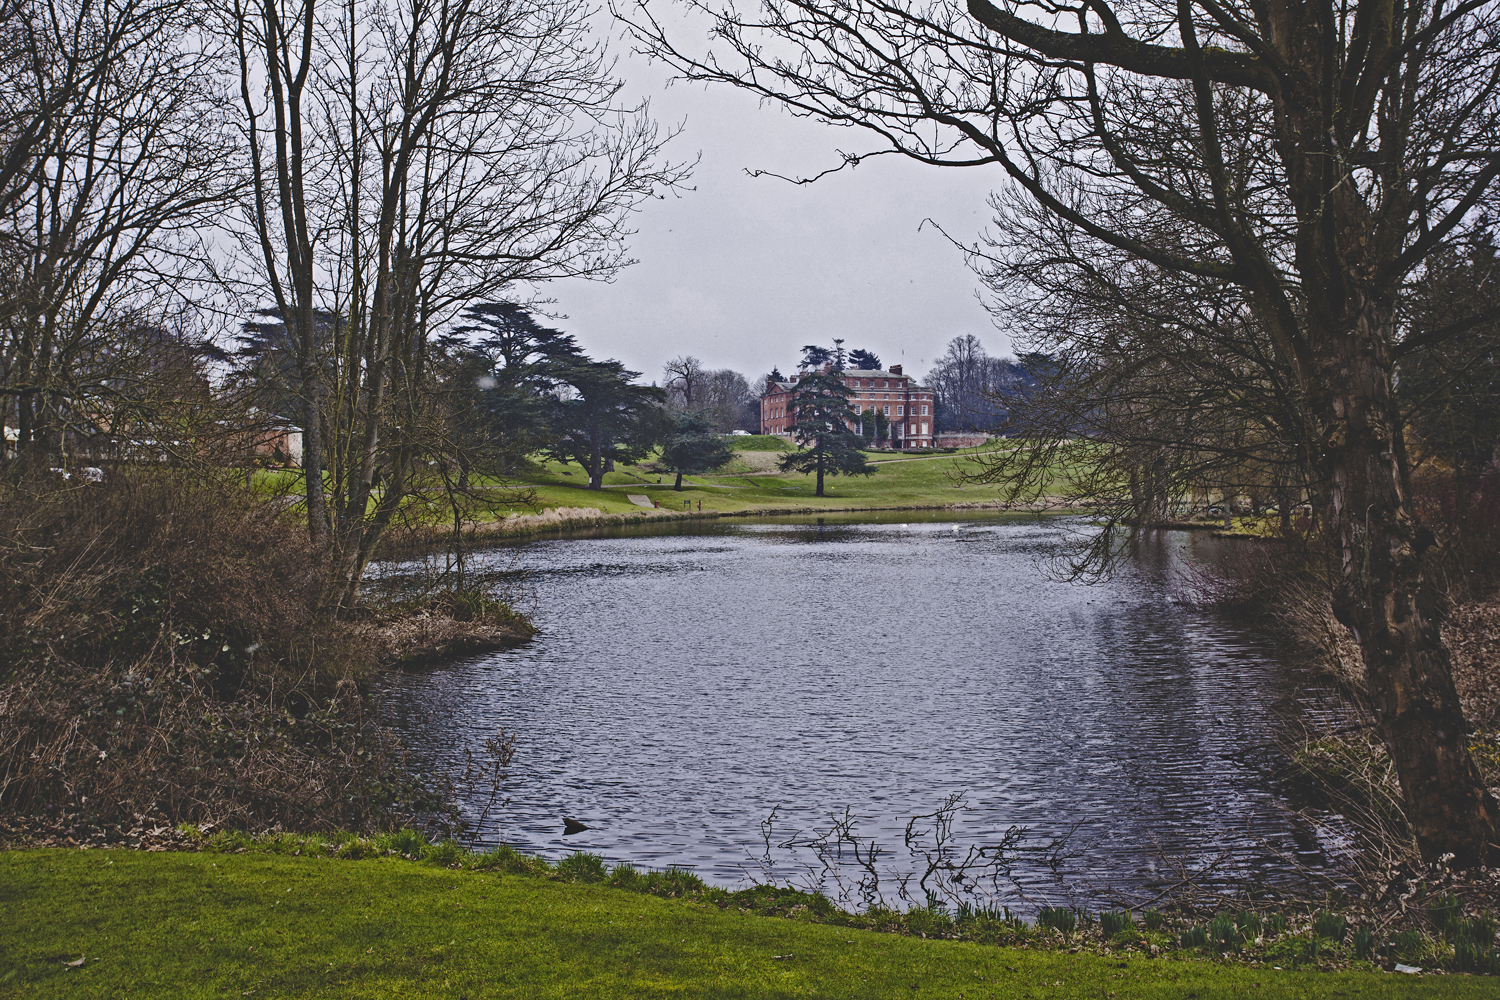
[1235,911,1263,938]
[1100,910,1133,937]
[1142,909,1165,931]
[1265,913,1288,937]
[0,467,459,839]
[0,468,433,836]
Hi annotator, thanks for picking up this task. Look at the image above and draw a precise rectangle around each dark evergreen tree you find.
[798,344,833,370]
[847,348,881,371]
[1399,236,1500,477]
[544,359,667,489]
[234,308,343,426]
[854,405,890,446]
[442,302,586,471]
[778,369,874,496]
[660,410,733,490]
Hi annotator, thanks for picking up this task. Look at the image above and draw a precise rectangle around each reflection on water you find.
[375,513,1330,902]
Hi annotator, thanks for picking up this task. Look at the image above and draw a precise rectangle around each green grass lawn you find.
[242,440,1088,527]
[477,445,1066,519]
[2,849,1485,999]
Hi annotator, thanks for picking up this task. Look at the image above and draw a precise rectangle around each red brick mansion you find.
[760,364,935,448]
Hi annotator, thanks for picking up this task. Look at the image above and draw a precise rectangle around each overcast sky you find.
[539,19,1014,387]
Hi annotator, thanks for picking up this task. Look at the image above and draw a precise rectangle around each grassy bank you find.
[515,442,1040,514]
[3,847,1490,999]
[367,443,1081,546]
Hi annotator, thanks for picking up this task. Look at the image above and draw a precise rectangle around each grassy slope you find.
[1,850,1486,999]
[492,445,1051,518]
[250,442,1079,522]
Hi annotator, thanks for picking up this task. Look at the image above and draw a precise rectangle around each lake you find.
[375,511,1337,909]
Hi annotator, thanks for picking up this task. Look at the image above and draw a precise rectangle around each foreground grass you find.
[1,849,1489,999]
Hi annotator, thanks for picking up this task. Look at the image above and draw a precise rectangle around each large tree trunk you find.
[1268,23,1500,862]
[1315,291,1500,865]
[588,436,604,489]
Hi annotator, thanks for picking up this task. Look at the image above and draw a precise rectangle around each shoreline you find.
[380,498,1087,552]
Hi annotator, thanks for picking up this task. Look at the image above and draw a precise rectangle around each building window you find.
[922,422,929,435]
[883,405,889,415]
[853,404,862,413]
[897,405,904,416]
[921,405,928,415]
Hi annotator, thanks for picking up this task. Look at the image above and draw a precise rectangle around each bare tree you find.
[0,0,237,466]
[227,0,689,604]
[662,353,706,410]
[924,334,1026,434]
[623,0,1500,862]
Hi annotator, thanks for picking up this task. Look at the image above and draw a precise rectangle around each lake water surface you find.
[375,512,1334,906]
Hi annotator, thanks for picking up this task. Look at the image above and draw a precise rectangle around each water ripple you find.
[375,512,1331,900]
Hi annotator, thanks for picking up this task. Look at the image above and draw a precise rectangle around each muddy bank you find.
[363,603,536,668]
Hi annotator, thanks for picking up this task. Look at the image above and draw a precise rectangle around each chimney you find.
[889,364,902,376]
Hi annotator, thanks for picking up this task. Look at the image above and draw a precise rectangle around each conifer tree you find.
[660,411,733,490]
[778,369,874,496]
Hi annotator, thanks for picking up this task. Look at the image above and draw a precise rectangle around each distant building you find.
[760,364,936,449]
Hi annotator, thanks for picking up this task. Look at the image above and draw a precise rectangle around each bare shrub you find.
[0,467,442,835]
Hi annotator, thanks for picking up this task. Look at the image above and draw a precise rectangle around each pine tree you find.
[778,370,874,496]
[660,411,733,490]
